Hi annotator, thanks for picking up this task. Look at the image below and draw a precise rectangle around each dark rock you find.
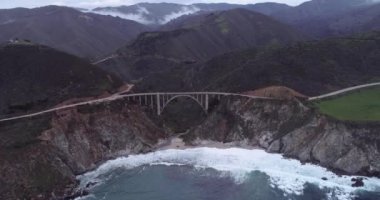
[64,189,89,200]
[86,182,98,188]
[351,177,364,187]
[0,101,167,200]
[322,177,328,181]
[186,98,380,177]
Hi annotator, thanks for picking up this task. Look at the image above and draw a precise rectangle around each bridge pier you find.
[0,91,270,123]
[205,94,209,112]
[121,92,262,116]
[156,93,161,115]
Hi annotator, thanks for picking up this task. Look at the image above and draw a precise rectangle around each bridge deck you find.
[2,81,379,123]
[0,92,268,122]
[308,82,380,101]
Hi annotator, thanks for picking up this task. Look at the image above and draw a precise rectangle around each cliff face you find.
[184,97,380,176]
[0,99,167,199]
[1,96,380,199]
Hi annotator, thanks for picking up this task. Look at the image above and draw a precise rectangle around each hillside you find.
[246,2,291,15]
[124,32,380,95]
[93,3,201,25]
[316,3,380,37]
[0,6,148,59]
[92,2,291,26]
[0,42,123,116]
[127,8,300,61]
[189,32,380,95]
[98,8,301,84]
[271,0,380,38]
[273,0,372,24]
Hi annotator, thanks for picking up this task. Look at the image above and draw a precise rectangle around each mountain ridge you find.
[97,8,301,85]
[92,2,292,25]
[0,5,149,59]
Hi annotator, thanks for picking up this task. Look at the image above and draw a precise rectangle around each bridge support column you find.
[205,94,209,112]
[151,95,154,109]
[138,96,142,105]
[156,93,161,115]
[201,95,204,108]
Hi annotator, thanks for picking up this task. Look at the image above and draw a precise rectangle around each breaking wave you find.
[78,148,380,199]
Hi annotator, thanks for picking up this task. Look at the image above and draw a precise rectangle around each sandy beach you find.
[157,137,258,150]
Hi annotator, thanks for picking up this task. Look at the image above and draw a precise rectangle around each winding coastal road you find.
[308,82,380,101]
[1,82,379,123]
[92,54,118,65]
[0,85,134,123]
[0,90,267,122]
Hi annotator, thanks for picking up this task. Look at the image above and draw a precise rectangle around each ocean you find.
[77,148,380,200]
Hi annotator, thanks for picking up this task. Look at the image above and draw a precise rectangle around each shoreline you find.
[156,137,259,151]
[70,141,380,200]
[65,130,380,200]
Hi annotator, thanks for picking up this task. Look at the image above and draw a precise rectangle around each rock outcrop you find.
[184,97,380,176]
[0,99,167,199]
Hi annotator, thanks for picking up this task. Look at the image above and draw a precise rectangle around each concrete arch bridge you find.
[121,92,267,115]
[0,92,269,123]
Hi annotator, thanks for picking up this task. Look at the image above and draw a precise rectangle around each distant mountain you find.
[125,9,300,61]
[162,3,291,31]
[92,2,291,25]
[0,6,149,59]
[0,42,122,116]
[246,2,291,15]
[271,0,380,38]
[297,3,380,37]
[97,9,301,83]
[273,0,371,23]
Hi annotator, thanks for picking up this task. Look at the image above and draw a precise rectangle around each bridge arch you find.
[160,95,207,115]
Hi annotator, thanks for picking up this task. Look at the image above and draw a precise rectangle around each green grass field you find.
[315,87,380,121]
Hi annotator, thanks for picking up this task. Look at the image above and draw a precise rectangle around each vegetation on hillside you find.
[315,87,380,121]
[0,44,123,116]
[190,31,380,95]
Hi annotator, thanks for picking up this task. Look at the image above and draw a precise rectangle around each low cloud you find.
[158,6,200,24]
[91,6,155,24]
[92,4,201,25]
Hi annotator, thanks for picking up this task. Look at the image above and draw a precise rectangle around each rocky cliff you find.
[184,97,380,177]
[1,96,380,199]
[0,99,167,199]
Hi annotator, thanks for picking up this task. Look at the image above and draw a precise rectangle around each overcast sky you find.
[0,0,308,9]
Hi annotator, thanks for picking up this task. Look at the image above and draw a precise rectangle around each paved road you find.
[0,91,266,123]
[1,82,379,123]
[92,54,118,65]
[0,85,133,123]
[308,82,380,101]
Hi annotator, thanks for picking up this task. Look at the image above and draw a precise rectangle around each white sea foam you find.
[78,148,380,199]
